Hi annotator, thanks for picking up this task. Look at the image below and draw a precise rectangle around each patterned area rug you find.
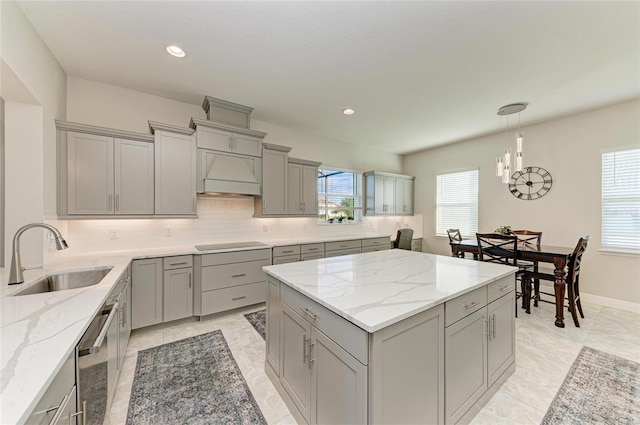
[542,346,640,424]
[126,330,267,425]
[244,309,266,340]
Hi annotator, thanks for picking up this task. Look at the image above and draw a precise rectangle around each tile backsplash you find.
[45,198,423,260]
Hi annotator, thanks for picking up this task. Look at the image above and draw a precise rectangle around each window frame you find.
[601,146,640,254]
[435,168,479,238]
[317,166,363,224]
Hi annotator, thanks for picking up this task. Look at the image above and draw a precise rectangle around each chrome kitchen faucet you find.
[8,223,69,285]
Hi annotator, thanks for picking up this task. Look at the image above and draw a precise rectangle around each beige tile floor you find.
[104,300,640,425]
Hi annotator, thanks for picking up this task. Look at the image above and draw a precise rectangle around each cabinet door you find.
[50,385,77,425]
[118,279,131,366]
[302,165,318,215]
[154,131,197,215]
[114,138,154,214]
[163,268,193,322]
[287,162,303,214]
[310,328,367,425]
[382,176,395,214]
[197,126,233,152]
[445,307,488,424]
[280,303,312,422]
[233,134,262,157]
[394,178,414,215]
[131,259,163,329]
[67,132,114,214]
[488,291,515,386]
[262,149,288,215]
[107,303,120,404]
[266,277,281,375]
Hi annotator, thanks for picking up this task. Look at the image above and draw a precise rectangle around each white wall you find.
[0,0,67,267]
[4,102,44,267]
[404,98,640,306]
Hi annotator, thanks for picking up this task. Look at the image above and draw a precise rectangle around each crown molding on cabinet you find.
[202,96,253,116]
[288,157,322,167]
[189,117,267,139]
[55,120,154,142]
[263,143,292,153]
[148,121,195,136]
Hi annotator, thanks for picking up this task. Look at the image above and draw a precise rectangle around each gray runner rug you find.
[243,309,266,340]
[126,330,267,425]
[542,346,640,425]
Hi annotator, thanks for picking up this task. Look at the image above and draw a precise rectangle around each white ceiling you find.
[17,1,640,155]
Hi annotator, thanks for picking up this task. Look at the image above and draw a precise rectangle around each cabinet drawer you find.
[488,275,515,304]
[201,282,266,315]
[273,245,301,257]
[273,255,300,265]
[362,246,389,253]
[445,286,488,327]
[301,253,324,261]
[362,237,391,248]
[325,239,361,251]
[202,259,270,291]
[29,351,75,424]
[163,255,193,270]
[201,248,271,266]
[281,284,368,365]
[301,243,324,254]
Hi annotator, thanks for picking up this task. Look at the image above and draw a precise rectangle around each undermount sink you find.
[12,267,113,296]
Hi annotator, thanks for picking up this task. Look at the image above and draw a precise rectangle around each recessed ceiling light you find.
[342,108,355,115]
[166,45,186,58]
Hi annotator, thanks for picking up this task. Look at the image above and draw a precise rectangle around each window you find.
[602,148,640,251]
[317,168,363,223]
[436,170,478,237]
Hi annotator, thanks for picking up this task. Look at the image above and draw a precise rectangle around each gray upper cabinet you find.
[59,127,154,216]
[256,143,291,216]
[153,129,197,216]
[364,171,415,216]
[394,177,414,215]
[288,158,321,216]
[191,117,265,157]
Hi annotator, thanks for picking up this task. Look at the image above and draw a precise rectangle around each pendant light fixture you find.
[495,102,527,184]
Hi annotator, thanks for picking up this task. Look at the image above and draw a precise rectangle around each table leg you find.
[553,258,567,328]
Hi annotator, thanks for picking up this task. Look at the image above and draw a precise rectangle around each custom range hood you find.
[191,96,266,196]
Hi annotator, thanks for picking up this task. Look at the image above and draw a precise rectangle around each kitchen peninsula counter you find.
[263,249,517,424]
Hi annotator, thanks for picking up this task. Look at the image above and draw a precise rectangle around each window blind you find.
[602,148,640,251]
[318,168,363,222]
[436,170,478,237]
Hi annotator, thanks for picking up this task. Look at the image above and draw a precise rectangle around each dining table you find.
[450,239,575,328]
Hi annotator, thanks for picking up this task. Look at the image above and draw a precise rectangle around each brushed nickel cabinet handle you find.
[299,307,317,320]
[307,247,318,251]
[464,301,480,310]
[232,273,247,278]
[232,296,246,301]
[188,272,192,289]
[170,261,189,266]
[70,400,87,425]
[303,334,309,363]
[499,285,511,292]
[282,250,294,254]
[108,194,113,211]
[116,194,119,212]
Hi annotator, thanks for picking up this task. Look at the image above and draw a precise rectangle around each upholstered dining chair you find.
[476,233,534,317]
[511,230,543,305]
[393,228,414,250]
[522,236,590,327]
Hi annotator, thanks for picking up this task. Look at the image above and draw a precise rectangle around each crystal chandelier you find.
[495,103,527,184]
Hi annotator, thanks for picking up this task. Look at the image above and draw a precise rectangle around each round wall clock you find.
[508,166,552,200]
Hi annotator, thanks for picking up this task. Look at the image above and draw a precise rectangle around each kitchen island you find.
[263,249,517,425]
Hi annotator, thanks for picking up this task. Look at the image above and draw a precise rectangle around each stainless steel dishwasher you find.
[76,301,119,425]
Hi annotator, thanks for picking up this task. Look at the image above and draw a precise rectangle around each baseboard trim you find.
[538,283,640,313]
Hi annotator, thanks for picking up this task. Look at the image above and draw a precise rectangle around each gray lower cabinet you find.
[444,277,515,424]
[194,249,271,316]
[107,268,133,405]
[280,301,367,425]
[361,237,391,253]
[131,258,163,329]
[163,257,194,322]
[27,351,77,424]
[325,239,362,257]
[268,278,443,425]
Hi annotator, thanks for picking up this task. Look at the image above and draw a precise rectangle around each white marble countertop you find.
[0,233,397,424]
[263,249,517,333]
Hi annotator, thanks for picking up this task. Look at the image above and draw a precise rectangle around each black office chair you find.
[393,229,414,250]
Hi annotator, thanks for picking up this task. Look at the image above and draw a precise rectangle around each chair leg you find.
[566,282,580,327]
[524,276,531,314]
[533,278,540,307]
[575,276,585,319]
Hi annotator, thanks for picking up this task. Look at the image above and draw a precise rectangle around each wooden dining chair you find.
[447,229,464,257]
[522,236,590,327]
[476,233,533,317]
[511,230,543,305]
